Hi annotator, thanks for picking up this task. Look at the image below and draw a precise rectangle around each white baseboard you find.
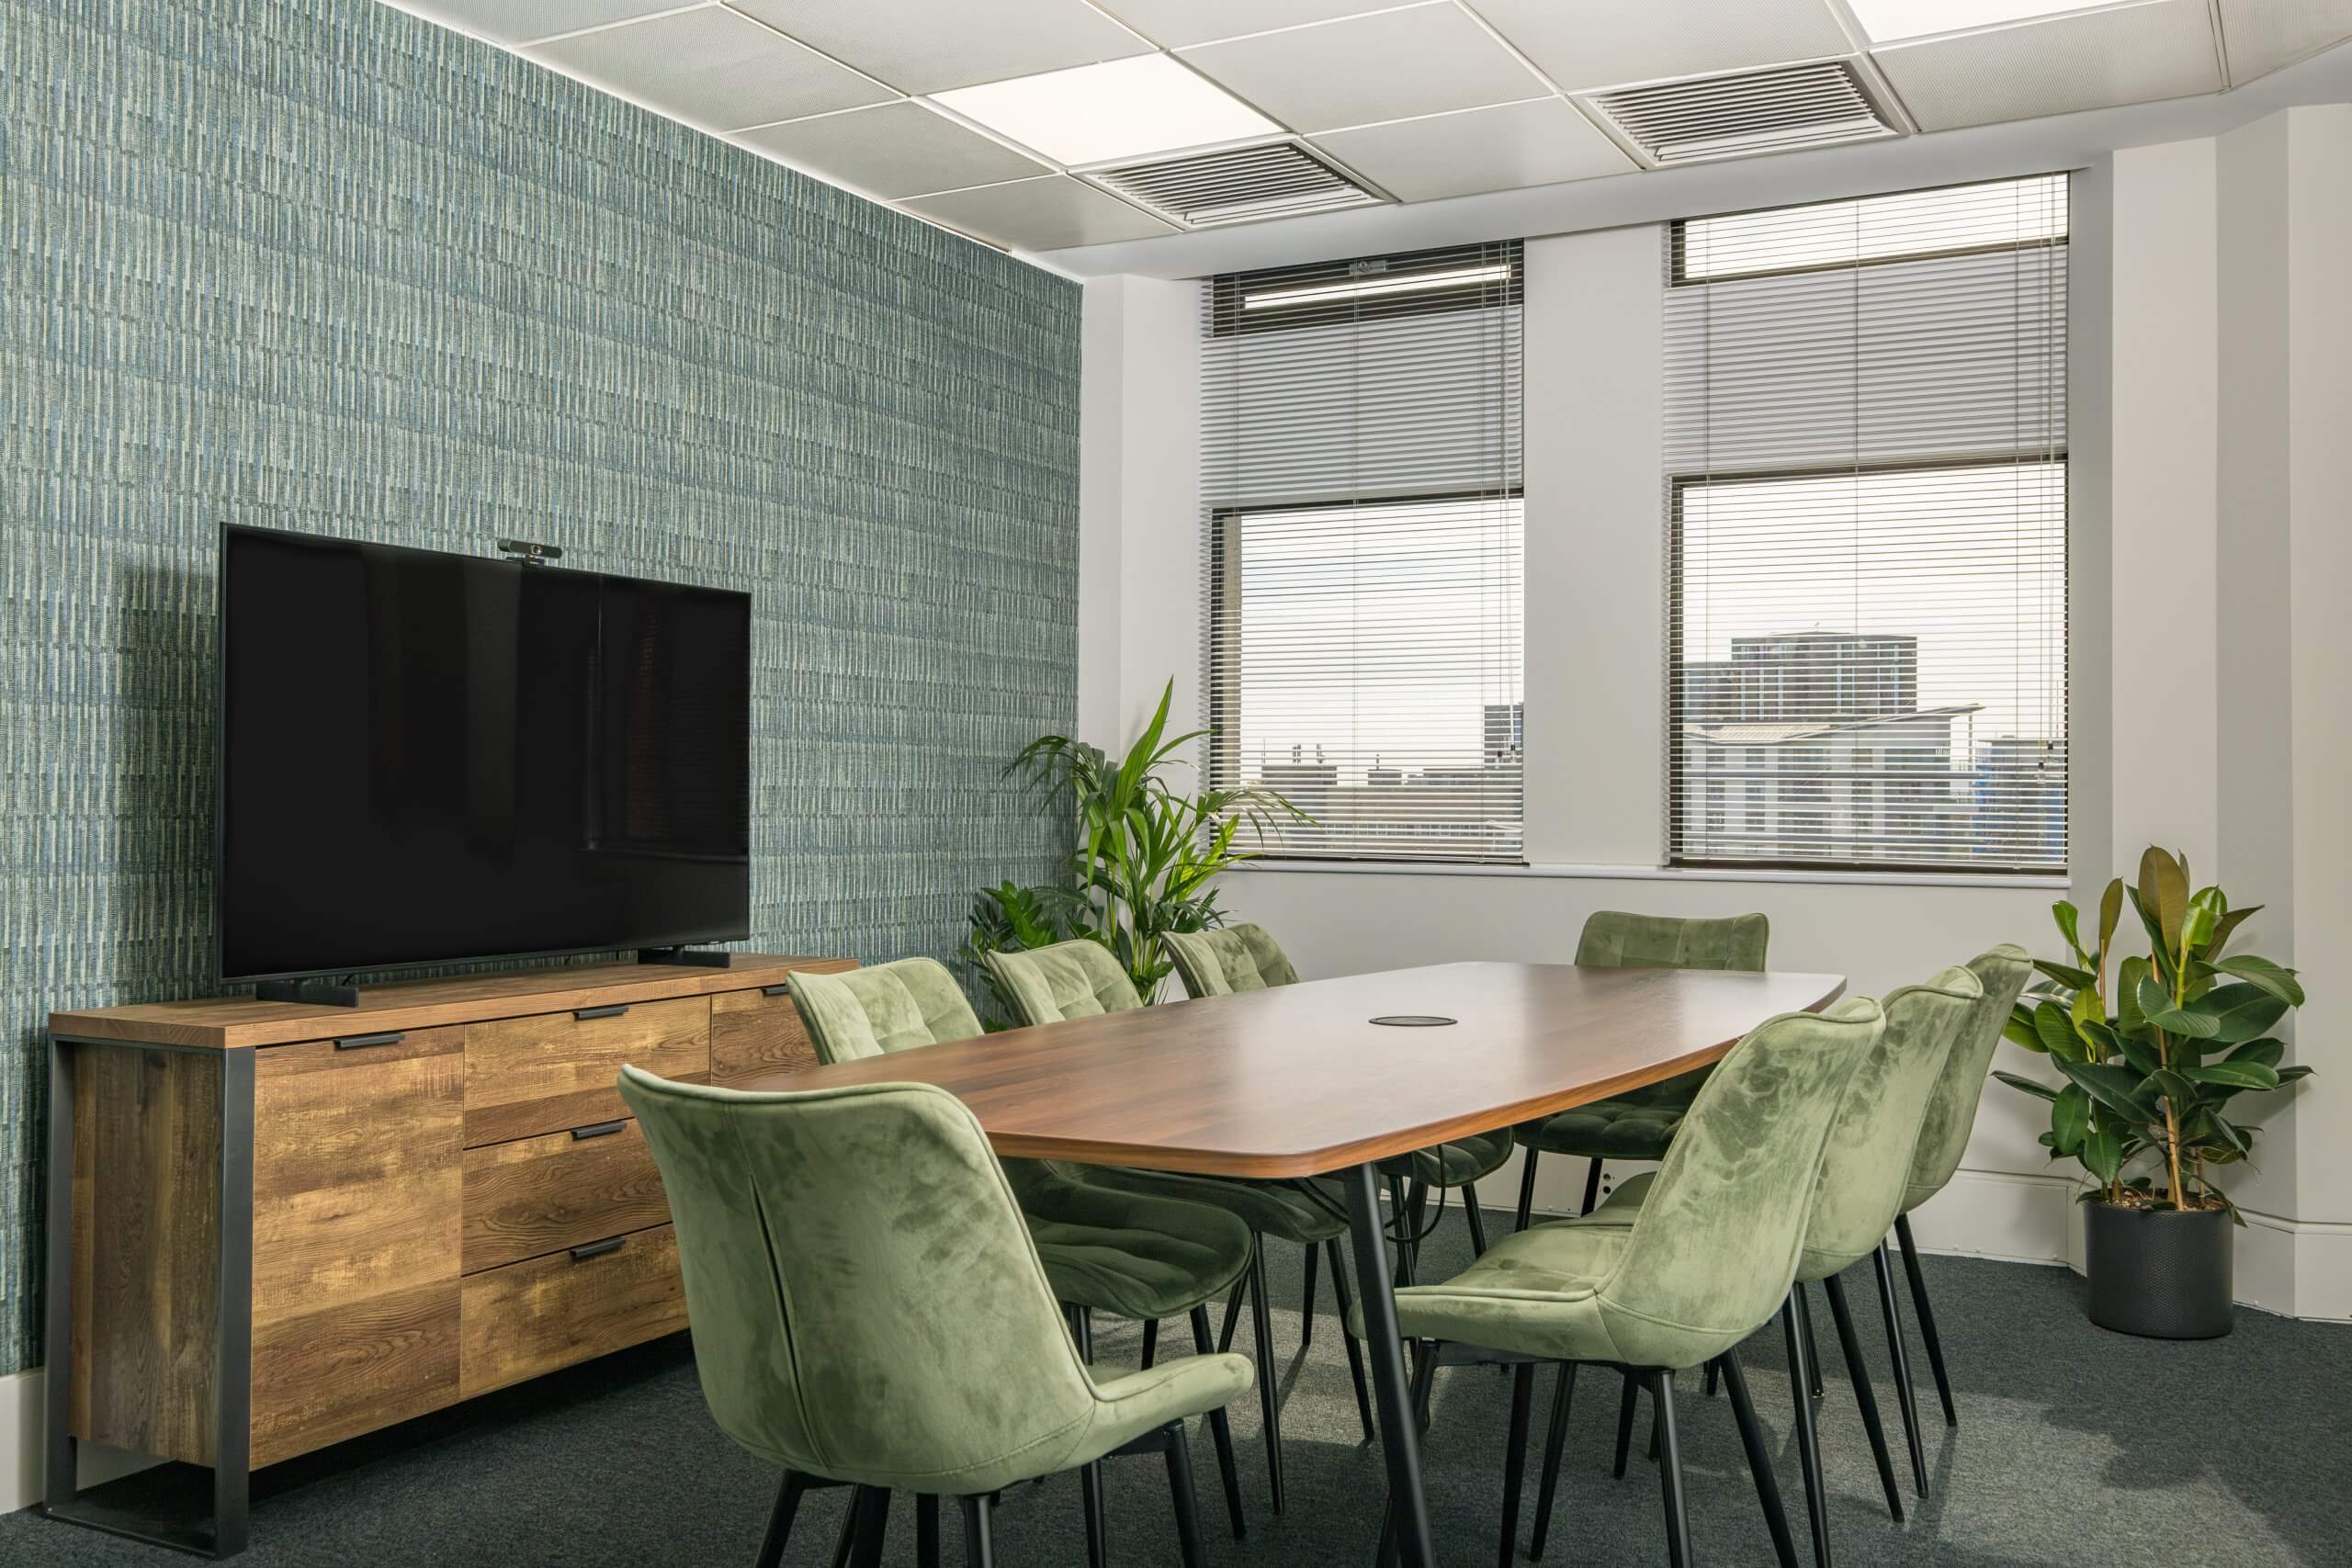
[2,1368,158,1516]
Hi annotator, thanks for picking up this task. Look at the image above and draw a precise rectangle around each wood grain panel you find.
[49,954,857,1051]
[459,1224,685,1399]
[248,1280,459,1469]
[736,963,1848,1178]
[464,998,710,1146]
[68,1043,224,1466]
[462,1122,671,1274]
[710,986,818,1085]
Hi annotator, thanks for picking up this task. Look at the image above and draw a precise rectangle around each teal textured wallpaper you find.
[0,0,1080,1373]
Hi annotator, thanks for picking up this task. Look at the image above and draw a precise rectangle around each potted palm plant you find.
[962,680,1308,1023]
[1996,846,2312,1337]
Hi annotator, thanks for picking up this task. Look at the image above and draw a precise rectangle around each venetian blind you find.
[1665,175,2069,874]
[1201,242,1524,863]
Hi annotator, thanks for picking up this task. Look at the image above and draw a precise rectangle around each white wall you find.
[1078,113,2352,1318]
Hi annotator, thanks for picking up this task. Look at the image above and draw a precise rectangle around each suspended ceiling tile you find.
[904,176,1182,250]
[395,0,684,47]
[2215,0,2352,83]
[1095,0,1396,50]
[1468,0,1858,93]
[726,0,1153,95]
[1180,5,1550,132]
[527,7,893,132]
[1313,98,1636,202]
[1872,0,2223,130]
[734,102,1051,199]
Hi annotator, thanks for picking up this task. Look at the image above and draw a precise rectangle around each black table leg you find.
[1343,1162,1436,1568]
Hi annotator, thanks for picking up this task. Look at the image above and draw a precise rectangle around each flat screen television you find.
[218,525,752,986]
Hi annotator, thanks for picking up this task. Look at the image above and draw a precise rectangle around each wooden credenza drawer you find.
[462,1119,671,1274]
[464,997,709,1145]
[459,1224,686,1399]
[711,984,818,1085]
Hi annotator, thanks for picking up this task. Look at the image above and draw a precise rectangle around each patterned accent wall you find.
[0,0,1080,1373]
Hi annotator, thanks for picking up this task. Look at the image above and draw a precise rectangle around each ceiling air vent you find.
[1587,60,1899,166]
[1089,141,1386,229]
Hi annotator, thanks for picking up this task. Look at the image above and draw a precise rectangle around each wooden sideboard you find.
[43,953,854,1557]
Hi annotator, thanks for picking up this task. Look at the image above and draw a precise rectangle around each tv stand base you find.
[635,947,732,969]
[253,976,360,1007]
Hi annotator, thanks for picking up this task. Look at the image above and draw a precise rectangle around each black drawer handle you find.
[571,1120,627,1141]
[574,1004,630,1021]
[334,1032,406,1051]
[569,1236,627,1262]
[761,984,791,998]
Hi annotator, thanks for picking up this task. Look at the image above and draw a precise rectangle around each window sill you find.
[1226,859,2069,891]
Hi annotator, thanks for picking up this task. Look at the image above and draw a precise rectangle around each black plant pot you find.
[2084,1200,2234,1338]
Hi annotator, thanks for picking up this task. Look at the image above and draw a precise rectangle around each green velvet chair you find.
[1575,968,1982,1566]
[1512,910,1771,1230]
[1161,925,1516,1271]
[786,957,1259,1544]
[616,1067,1254,1568]
[1356,999,1884,1567]
[1893,943,2034,1428]
[978,937,1371,1516]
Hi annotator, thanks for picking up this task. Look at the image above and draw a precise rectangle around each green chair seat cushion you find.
[1380,1128,1514,1190]
[1347,1221,1638,1363]
[1515,1094,1690,1161]
[1082,1168,1347,1246]
[1016,1167,1255,1320]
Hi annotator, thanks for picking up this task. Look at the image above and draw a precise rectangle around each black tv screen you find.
[218,526,752,984]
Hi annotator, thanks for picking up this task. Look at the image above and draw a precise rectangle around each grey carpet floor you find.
[6,1205,2347,1567]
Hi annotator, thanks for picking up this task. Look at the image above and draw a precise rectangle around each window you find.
[1665,175,2068,874]
[1202,243,1525,862]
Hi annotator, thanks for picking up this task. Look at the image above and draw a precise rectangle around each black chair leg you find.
[1783,1293,1832,1568]
[1718,1348,1799,1568]
[1792,1283,1826,1400]
[1164,1421,1207,1568]
[1066,1303,1095,1362]
[1140,1316,1159,1371]
[1894,1213,1958,1427]
[1823,1273,1905,1523]
[1611,1372,1640,1479]
[1516,1147,1542,1231]
[830,1484,865,1568]
[1498,1360,1535,1567]
[1301,1239,1319,1351]
[1080,1461,1108,1568]
[1529,1361,1577,1562]
[961,1494,995,1568]
[1464,1181,1490,1256]
[1326,1237,1378,1443]
[1216,1273,1247,1353]
[1404,1181,1430,1284]
[1874,1245,1930,1498]
[1387,1173,1415,1284]
[1190,1304,1247,1540]
[1246,1235,1287,1512]
[915,1495,940,1568]
[845,1486,889,1568]
[753,1472,808,1568]
[1651,1371,1692,1568]
[1703,1359,1721,1398]
[1579,1158,1603,1216]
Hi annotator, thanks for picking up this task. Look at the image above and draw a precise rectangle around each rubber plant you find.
[961,680,1309,1022]
[1995,845,2312,1216]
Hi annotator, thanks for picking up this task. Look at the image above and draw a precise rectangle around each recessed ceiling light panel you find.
[930,55,1280,167]
[1843,0,2147,43]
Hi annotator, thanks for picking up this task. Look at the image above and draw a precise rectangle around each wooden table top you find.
[48,953,856,1051]
[744,962,1847,1178]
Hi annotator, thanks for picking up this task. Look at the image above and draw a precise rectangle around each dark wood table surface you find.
[749,961,1850,1177]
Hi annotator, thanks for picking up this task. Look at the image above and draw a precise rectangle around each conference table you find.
[766,959,1847,1566]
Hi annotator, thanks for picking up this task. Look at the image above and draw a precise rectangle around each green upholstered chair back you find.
[1164,925,1301,998]
[982,939,1143,1026]
[1799,967,1982,1278]
[1598,1000,1882,1362]
[1904,943,2034,1212]
[788,959,982,1063]
[1575,910,1770,972]
[616,1069,1102,1490]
